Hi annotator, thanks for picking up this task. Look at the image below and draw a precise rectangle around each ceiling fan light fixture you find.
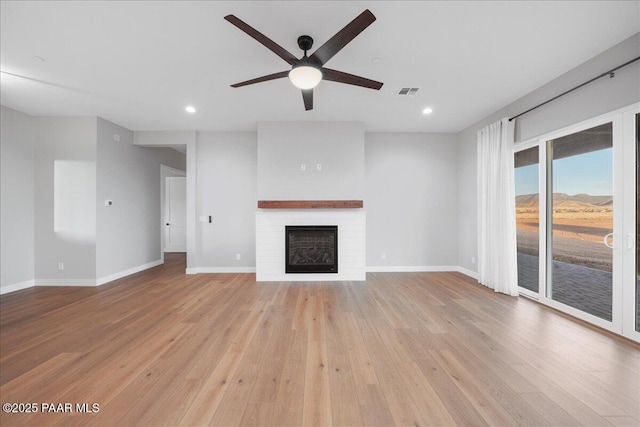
[289,64,322,89]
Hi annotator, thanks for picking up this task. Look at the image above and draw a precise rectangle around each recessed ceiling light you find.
[371,57,381,64]
[34,56,46,62]
[422,107,433,115]
[185,105,196,113]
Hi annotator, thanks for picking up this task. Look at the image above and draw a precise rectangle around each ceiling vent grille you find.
[397,87,420,97]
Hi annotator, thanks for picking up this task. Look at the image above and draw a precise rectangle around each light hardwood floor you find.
[1,253,638,426]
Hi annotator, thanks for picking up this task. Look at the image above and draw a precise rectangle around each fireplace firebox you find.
[285,226,338,274]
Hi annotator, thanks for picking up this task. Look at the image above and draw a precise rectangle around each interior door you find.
[165,176,186,252]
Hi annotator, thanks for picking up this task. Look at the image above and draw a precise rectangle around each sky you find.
[515,147,613,196]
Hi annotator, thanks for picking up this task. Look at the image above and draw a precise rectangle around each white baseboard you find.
[96,259,163,285]
[1,264,479,294]
[36,279,97,287]
[456,266,479,280]
[186,266,256,274]
[366,265,460,273]
[0,279,35,295]
[185,265,478,279]
[28,260,164,289]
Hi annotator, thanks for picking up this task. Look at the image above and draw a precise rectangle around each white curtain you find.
[477,118,519,296]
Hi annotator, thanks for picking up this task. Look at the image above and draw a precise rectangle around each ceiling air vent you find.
[397,87,420,97]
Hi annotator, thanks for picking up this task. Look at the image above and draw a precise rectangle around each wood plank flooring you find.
[1,253,639,426]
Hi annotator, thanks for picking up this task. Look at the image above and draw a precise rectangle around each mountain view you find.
[515,193,613,272]
[515,193,612,208]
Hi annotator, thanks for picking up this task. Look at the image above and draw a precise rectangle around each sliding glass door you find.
[514,104,639,341]
[547,123,614,321]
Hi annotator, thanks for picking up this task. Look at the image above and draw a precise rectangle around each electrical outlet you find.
[471,256,476,264]
[58,262,64,270]
[113,133,120,141]
[236,253,241,260]
[316,163,322,171]
[300,163,306,171]
[380,252,386,260]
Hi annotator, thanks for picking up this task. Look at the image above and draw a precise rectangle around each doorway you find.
[161,165,186,256]
[165,176,186,252]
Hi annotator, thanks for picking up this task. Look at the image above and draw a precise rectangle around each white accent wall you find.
[254,122,366,281]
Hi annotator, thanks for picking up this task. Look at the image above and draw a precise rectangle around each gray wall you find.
[96,118,185,279]
[194,129,459,270]
[7,34,637,282]
[134,130,195,147]
[0,109,186,289]
[34,117,98,281]
[0,106,35,289]
[196,132,257,268]
[456,32,640,274]
[257,122,364,200]
[365,133,458,267]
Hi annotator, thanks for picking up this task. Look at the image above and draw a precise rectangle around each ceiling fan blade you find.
[322,68,383,90]
[230,71,289,88]
[302,89,313,111]
[224,15,298,65]
[309,9,376,66]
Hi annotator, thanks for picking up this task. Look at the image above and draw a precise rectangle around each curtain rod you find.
[508,56,640,122]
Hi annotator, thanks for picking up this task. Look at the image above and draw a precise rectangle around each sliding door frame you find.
[622,107,640,341]
[514,138,545,301]
[514,102,639,341]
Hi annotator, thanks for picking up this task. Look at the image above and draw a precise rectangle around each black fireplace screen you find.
[285,226,338,273]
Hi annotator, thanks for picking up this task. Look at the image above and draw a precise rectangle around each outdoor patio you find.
[517,252,613,321]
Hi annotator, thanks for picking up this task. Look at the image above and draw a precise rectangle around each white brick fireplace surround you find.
[255,209,366,281]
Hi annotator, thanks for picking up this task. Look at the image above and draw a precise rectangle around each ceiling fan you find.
[224,9,383,111]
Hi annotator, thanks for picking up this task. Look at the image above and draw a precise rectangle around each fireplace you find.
[256,211,364,281]
[285,226,338,274]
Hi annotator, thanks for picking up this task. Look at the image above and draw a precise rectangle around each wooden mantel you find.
[258,200,363,209]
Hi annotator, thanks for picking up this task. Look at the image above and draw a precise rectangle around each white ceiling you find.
[1,1,639,133]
